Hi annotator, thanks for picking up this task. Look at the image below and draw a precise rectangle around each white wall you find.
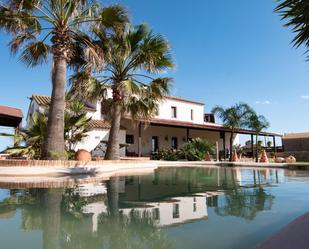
[75,129,126,157]
[155,98,205,124]
[26,100,46,127]
[85,100,102,119]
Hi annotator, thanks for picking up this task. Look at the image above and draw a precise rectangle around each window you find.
[126,135,134,144]
[190,109,194,120]
[171,106,177,118]
[173,204,180,219]
[171,137,178,150]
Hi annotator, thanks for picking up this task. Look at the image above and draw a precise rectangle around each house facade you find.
[26,91,280,158]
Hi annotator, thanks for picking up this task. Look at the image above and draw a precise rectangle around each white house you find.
[26,91,280,159]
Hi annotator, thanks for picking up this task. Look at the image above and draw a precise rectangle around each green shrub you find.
[181,138,215,161]
[157,149,179,161]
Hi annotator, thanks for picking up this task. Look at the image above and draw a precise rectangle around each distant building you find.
[283,133,309,161]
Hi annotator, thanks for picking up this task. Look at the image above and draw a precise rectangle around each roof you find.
[165,96,205,106]
[88,119,126,130]
[88,120,111,129]
[147,118,281,137]
[0,105,23,118]
[31,95,96,112]
[0,105,23,127]
[283,133,309,139]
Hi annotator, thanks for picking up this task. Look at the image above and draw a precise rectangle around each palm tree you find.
[4,112,47,159]
[275,0,309,59]
[246,113,270,162]
[0,1,129,159]
[3,100,92,159]
[70,24,174,160]
[212,103,252,161]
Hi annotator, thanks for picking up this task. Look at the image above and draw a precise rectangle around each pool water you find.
[0,166,309,249]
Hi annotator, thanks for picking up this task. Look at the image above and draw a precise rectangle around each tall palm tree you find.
[212,103,252,161]
[275,0,309,59]
[0,0,128,159]
[70,24,174,160]
[246,113,270,162]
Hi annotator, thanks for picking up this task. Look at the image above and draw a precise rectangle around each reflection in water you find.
[0,167,284,249]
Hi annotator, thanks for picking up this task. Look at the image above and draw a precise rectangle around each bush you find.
[157,149,179,161]
[181,138,215,161]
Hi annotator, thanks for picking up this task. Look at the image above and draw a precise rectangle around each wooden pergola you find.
[0,105,23,128]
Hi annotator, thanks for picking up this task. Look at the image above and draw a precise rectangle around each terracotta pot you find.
[204,152,211,161]
[275,157,285,163]
[285,155,296,164]
[231,149,239,162]
[75,149,91,161]
[260,150,269,163]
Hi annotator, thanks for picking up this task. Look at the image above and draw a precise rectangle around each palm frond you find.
[19,41,50,67]
[275,0,309,53]
[98,4,129,35]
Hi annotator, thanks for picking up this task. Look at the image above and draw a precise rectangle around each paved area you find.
[254,212,309,249]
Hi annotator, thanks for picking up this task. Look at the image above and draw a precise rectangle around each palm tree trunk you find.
[255,134,259,163]
[229,131,234,162]
[107,177,119,216]
[42,189,62,249]
[42,57,67,159]
[105,103,122,160]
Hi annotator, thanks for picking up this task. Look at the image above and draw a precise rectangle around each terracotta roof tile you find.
[0,105,23,118]
[32,95,96,112]
[87,119,126,130]
[123,116,281,137]
[88,120,111,129]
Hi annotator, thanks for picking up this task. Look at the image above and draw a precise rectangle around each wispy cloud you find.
[255,100,270,105]
[301,95,309,99]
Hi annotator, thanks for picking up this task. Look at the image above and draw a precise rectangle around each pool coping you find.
[0,159,305,177]
[253,212,309,249]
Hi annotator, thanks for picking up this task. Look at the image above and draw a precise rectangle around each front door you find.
[151,136,159,153]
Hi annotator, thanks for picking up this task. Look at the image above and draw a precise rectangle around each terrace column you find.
[186,128,190,141]
[220,132,226,160]
[251,134,254,158]
[138,122,142,157]
[273,136,277,154]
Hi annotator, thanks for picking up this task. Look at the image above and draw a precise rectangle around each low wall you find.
[0,159,150,167]
[284,151,309,162]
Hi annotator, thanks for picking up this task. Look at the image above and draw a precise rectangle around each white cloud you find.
[301,95,309,99]
[255,100,270,105]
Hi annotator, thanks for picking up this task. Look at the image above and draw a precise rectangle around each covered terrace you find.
[131,118,282,159]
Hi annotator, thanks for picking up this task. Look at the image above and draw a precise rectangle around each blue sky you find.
[1,0,309,149]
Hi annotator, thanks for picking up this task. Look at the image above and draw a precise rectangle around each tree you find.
[246,113,270,162]
[70,24,174,160]
[181,138,215,161]
[212,103,252,161]
[0,0,128,159]
[4,112,47,159]
[275,0,309,60]
[3,101,92,159]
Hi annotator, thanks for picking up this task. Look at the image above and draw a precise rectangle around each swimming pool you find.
[0,166,308,249]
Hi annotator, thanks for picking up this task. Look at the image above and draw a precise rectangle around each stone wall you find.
[284,151,309,162]
[283,138,309,151]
